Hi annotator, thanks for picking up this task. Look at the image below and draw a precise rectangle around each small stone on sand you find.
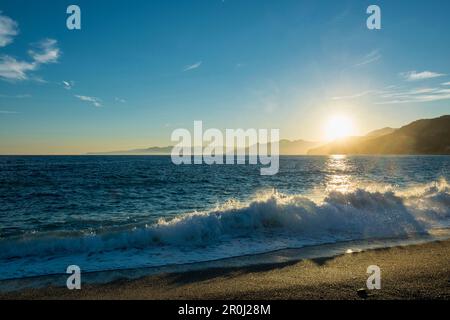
[357,288,368,299]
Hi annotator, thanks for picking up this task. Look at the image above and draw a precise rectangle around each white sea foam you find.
[1,179,448,263]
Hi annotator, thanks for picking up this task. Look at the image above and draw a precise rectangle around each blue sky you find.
[0,0,450,154]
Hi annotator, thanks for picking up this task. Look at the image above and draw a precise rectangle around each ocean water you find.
[0,155,449,280]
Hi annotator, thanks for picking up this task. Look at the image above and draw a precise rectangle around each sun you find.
[324,115,355,141]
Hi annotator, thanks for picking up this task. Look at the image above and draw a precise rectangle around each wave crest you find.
[1,179,449,260]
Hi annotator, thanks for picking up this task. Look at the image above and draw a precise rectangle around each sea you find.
[0,155,449,282]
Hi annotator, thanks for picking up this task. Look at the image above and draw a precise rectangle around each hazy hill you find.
[278,139,321,155]
[308,115,450,155]
[365,127,397,138]
[88,139,320,155]
[87,146,173,155]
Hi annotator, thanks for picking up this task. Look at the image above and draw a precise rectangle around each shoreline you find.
[2,238,449,300]
[1,230,448,291]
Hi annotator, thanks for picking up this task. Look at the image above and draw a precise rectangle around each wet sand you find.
[2,240,449,300]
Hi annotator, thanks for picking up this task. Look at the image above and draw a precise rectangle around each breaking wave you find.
[1,179,449,261]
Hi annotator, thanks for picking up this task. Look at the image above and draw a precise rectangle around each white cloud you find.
[401,71,445,81]
[62,80,74,90]
[332,90,373,100]
[0,56,36,80]
[354,50,381,67]
[183,61,202,71]
[375,86,450,104]
[0,93,31,98]
[380,87,437,98]
[0,110,19,114]
[29,76,48,84]
[28,39,60,64]
[376,94,450,104]
[115,97,126,103]
[434,88,450,94]
[0,38,60,81]
[336,82,450,105]
[334,71,450,105]
[75,95,102,107]
[0,12,18,47]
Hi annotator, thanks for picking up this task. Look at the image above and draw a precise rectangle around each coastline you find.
[2,239,449,300]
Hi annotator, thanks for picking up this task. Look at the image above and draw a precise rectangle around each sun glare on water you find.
[324,115,355,141]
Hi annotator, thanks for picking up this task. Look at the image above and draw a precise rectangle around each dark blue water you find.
[0,156,449,280]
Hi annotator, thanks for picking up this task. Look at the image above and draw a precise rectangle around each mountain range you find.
[89,115,450,155]
[308,115,450,155]
[88,139,321,156]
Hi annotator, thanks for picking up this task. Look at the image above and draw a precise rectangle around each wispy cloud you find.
[333,79,450,105]
[0,110,20,114]
[0,12,18,47]
[375,86,450,104]
[30,76,48,84]
[62,80,74,90]
[0,93,31,98]
[332,90,374,100]
[354,50,382,67]
[442,82,450,86]
[28,39,60,64]
[183,61,202,72]
[0,13,60,82]
[0,56,35,81]
[75,95,102,107]
[115,97,126,103]
[0,39,61,81]
[400,70,446,81]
